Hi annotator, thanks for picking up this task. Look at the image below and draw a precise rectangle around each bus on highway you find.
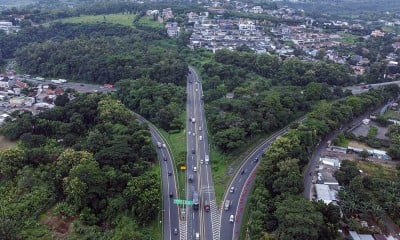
[193,191,199,210]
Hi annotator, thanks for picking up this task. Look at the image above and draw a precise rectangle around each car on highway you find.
[204,199,210,212]
[157,142,162,148]
[199,126,202,131]
[192,132,196,136]
[199,135,203,141]
[195,232,200,239]
[200,159,204,164]
[240,169,246,175]
[169,192,173,198]
[253,157,259,163]
[164,157,167,161]
[193,166,197,172]
[192,149,195,154]
[189,174,193,182]
[162,143,166,148]
[229,186,235,193]
[173,228,178,235]
[229,214,234,223]
[168,171,172,176]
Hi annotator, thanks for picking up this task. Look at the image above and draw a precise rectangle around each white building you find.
[315,184,337,204]
[320,157,341,168]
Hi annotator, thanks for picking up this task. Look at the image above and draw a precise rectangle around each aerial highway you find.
[186,67,220,240]
[135,115,180,240]
[219,126,292,240]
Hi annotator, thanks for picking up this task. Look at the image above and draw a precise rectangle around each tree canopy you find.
[0,94,160,238]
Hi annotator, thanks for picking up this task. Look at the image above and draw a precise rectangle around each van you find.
[224,200,231,211]
[205,155,209,164]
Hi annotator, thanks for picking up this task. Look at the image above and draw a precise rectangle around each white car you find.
[200,159,204,165]
[199,136,203,141]
[229,187,235,193]
[192,132,196,136]
[193,166,197,172]
[162,143,166,148]
[199,126,202,131]
[229,215,234,223]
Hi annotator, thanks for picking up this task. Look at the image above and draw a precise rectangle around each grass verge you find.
[210,135,265,204]
[239,192,253,240]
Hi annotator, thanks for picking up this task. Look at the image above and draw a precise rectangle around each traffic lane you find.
[220,148,266,239]
[231,165,258,240]
[222,158,260,239]
[153,137,179,240]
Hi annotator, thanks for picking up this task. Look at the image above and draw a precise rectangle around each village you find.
[0,68,114,125]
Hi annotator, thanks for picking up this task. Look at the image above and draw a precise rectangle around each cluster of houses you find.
[187,13,271,53]
[154,1,400,79]
[0,72,66,124]
[0,21,19,34]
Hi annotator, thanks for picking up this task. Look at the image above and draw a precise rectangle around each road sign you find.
[173,199,193,205]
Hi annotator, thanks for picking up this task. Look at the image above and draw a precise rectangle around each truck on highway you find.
[224,200,231,211]
[205,155,209,164]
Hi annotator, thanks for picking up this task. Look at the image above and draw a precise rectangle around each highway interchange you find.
[151,68,399,240]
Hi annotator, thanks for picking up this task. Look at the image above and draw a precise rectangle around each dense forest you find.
[193,49,352,152]
[116,78,186,131]
[0,16,188,132]
[0,94,160,239]
[247,85,400,239]
[7,22,188,85]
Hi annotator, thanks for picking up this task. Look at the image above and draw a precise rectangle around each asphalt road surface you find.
[219,125,292,240]
[135,115,180,240]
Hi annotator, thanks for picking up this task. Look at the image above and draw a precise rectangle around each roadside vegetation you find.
[246,86,399,239]
[0,94,161,239]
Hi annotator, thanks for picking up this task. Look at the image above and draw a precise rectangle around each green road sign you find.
[173,199,193,205]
